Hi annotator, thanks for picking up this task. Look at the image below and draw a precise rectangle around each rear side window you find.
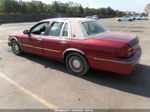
[48,22,64,37]
[82,21,107,36]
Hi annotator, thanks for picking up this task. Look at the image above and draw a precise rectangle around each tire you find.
[66,52,89,76]
[118,19,121,22]
[129,19,133,22]
[11,40,23,56]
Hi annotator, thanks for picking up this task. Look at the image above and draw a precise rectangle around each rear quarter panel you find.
[70,38,125,60]
[69,38,126,71]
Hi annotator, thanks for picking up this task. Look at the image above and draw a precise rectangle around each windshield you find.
[82,21,107,37]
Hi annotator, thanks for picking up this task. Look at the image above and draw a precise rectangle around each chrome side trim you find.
[22,43,60,53]
[62,48,85,59]
[93,57,136,64]
[43,48,60,53]
[22,44,33,48]
[34,46,42,50]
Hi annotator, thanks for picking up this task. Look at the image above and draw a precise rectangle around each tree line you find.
[0,0,147,17]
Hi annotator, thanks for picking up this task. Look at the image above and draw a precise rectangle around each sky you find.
[20,0,150,13]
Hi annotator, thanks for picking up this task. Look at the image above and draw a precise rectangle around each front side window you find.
[48,22,64,37]
[82,21,107,36]
[62,23,68,37]
[30,22,49,35]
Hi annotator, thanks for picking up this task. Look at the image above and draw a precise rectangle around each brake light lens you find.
[118,45,138,58]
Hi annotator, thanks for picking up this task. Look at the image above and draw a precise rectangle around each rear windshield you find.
[82,21,107,36]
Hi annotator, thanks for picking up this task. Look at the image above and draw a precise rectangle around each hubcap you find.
[72,59,81,69]
[69,56,83,73]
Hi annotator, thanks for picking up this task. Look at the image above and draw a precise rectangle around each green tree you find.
[116,10,126,17]
[24,2,39,14]
[43,4,53,14]
[0,0,128,18]
[98,8,108,15]
[0,0,20,14]
[107,7,116,16]
[78,4,84,16]
[52,1,60,14]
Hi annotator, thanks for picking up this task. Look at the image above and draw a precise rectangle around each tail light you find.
[118,45,139,58]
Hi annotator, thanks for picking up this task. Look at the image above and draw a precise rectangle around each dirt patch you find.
[130,27,147,29]
[109,26,126,28]
[130,30,144,33]
[109,26,148,29]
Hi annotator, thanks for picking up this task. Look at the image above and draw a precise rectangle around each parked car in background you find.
[8,18,141,76]
[136,16,149,20]
[85,16,91,19]
[117,16,134,22]
[130,16,136,20]
[85,15,99,20]
[91,15,99,20]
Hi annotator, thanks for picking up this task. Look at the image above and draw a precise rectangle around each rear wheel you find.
[11,40,23,56]
[66,52,89,76]
[129,19,133,22]
[118,19,121,22]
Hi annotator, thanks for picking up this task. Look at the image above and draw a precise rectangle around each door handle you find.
[60,41,67,45]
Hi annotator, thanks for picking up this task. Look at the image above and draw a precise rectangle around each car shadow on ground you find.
[22,53,150,98]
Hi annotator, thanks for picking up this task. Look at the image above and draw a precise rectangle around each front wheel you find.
[129,19,133,22]
[11,40,23,56]
[66,52,89,76]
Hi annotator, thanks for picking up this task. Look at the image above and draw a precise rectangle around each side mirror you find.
[23,30,29,35]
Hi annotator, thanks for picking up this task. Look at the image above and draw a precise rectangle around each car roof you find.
[40,17,95,22]
[40,18,98,40]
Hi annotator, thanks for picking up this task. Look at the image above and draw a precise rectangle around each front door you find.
[22,22,49,55]
[43,22,71,60]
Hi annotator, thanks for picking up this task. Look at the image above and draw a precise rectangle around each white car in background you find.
[91,15,99,20]
[117,16,134,22]
[136,16,149,20]
[85,15,99,20]
[85,16,91,19]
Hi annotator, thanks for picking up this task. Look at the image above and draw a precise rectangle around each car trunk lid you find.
[90,32,139,47]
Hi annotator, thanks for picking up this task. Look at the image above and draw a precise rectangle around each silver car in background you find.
[91,15,99,20]
[117,16,134,22]
[136,16,149,20]
[85,15,99,20]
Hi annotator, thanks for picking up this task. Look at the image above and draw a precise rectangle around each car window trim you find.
[29,22,50,36]
[60,22,70,39]
[44,21,70,40]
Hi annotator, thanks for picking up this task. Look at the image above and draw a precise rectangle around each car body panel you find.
[42,37,71,60]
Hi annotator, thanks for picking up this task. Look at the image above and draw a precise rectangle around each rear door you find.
[43,21,71,60]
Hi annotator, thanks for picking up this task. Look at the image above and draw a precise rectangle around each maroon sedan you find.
[8,18,142,76]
